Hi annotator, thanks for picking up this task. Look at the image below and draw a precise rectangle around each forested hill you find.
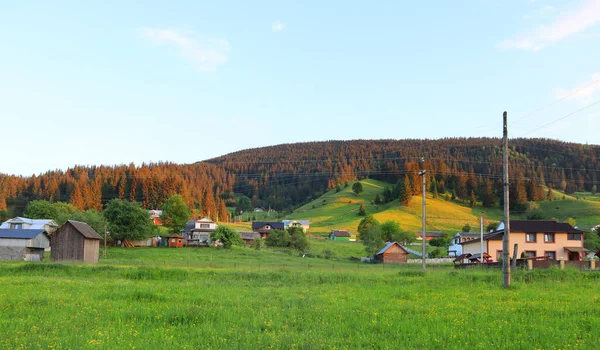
[1,138,599,216]
[206,138,600,210]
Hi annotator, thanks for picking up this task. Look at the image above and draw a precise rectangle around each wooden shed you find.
[0,229,50,261]
[51,220,103,263]
[167,234,184,248]
[375,242,409,264]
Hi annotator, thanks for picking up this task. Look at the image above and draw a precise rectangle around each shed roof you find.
[330,230,351,237]
[416,231,444,238]
[376,242,407,255]
[239,231,261,240]
[66,221,103,240]
[0,229,47,239]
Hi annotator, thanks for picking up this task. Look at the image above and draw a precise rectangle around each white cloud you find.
[553,73,600,102]
[140,28,230,71]
[499,0,600,51]
[272,21,286,32]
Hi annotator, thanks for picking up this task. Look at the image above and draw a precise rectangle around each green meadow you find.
[287,179,600,235]
[1,248,599,349]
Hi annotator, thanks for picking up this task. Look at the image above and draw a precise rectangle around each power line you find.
[517,98,600,137]
[512,75,600,126]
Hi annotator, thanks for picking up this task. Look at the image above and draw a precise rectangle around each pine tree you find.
[0,194,6,211]
[398,175,412,205]
[547,188,555,201]
[69,184,85,210]
[469,190,476,208]
[481,178,497,207]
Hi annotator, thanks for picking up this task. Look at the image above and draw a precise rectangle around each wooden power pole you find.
[419,159,427,273]
[502,111,511,288]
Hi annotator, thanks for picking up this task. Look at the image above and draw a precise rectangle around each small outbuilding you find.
[0,229,50,261]
[167,234,184,248]
[51,220,103,263]
[375,242,409,264]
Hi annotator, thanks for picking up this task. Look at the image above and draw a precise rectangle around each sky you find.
[1,0,600,176]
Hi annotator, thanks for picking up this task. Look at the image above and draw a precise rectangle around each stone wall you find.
[0,246,25,261]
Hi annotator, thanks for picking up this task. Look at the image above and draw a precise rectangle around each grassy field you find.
[0,247,599,349]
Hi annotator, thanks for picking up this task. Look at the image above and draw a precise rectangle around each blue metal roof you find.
[0,229,47,239]
[376,242,397,255]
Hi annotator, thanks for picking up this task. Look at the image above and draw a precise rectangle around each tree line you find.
[1,138,599,215]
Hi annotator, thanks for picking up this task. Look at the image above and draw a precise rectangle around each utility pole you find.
[502,111,511,288]
[480,214,484,263]
[419,158,427,273]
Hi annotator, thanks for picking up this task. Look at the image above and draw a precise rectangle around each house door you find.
[568,252,579,261]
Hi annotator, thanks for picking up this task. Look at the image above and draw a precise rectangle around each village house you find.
[375,242,409,264]
[0,229,50,261]
[329,230,357,242]
[0,217,58,233]
[51,221,103,263]
[448,232,482,257]
[462,220,587,262]
[252,222,285,238]
[282,220,310,232]
[182,218,217,246]
[149,210,163,225]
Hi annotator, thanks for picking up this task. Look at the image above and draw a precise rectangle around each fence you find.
[407,258,454,264]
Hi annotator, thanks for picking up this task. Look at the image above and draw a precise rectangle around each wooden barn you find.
[51,220,103,263]
[0,229,50,261]
[375,242,409,264]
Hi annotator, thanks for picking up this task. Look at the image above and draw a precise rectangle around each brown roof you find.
[331,230,352,237]
[67,220,103,240]
[239,231,261,240]
[508,220,584,234]
[416,231,444,238]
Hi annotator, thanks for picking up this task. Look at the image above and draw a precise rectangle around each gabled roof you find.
[66,221,103,240]
[251,222,285,230]
[239,231,261,240]
[507,220,584,234]
[0,217,57,230]
[416,231,444,238]
[330,230,352,237]
[453,232,482,238]
[376,242,407,255]
[198,217,214,223]
[0,229,48,240]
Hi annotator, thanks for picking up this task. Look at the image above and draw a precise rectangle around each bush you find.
[429,248,444,258]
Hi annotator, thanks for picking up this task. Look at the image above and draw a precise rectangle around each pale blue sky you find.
[1,0,599,176]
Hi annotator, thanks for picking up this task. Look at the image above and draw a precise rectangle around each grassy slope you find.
[286,179,504,235]
[282,179,600,234]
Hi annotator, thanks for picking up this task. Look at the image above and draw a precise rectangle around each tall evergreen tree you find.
[398,175,412,205]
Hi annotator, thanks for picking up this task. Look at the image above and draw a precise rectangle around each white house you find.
[0,217,58,233]
[183,218,218,245]
[0,229,50,261]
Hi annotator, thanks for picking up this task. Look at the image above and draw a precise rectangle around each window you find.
[200,224,210,228]
[567,233,582,241]
[524,251,536,258]
[526,233,537,243]
[544,251,556,260]
[9,223,22,229]
[497,250,503,262]
[544,233,555,243]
